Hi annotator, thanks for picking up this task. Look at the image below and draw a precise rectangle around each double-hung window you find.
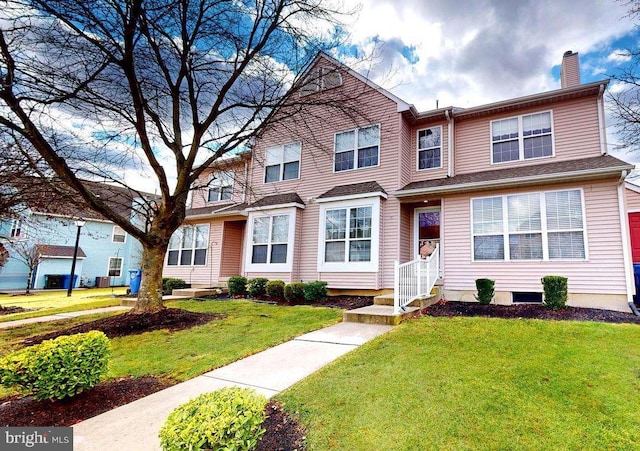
[112,225,126,243]
[491,111,553,163]
[334,125,379,172]
[265,142,301,183]
[167,224,209,266]
[417,126,442,170]
[108,257,123,277]
[208,171,233,202]
[472,189,585,261]
[10,219,23,239]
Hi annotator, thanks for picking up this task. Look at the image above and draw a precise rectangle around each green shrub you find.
[266,280,285,299]
[284,282,305,303]
[542,275,568,310]
[0,331,110,401]
[228,275,248,297]
[162,278,187,294]
[304,281,328,302]
[247,277,269,298]
[474,278,495,305]
[159,387,267,451]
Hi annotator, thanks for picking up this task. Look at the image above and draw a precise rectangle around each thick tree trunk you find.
[132,243,168,313]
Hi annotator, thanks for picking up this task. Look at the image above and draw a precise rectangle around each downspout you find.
[617,170,639,315]
[445,109,454,177]
[597,84,607,155]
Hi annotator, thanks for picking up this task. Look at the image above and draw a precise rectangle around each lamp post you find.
[67,218,86,297]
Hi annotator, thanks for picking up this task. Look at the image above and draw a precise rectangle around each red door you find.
[629,213,640,262]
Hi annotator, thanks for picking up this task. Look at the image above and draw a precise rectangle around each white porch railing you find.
[393,246,439,314]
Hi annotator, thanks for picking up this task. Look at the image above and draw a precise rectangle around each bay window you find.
[472,189,585,261]
[245,208,296,272]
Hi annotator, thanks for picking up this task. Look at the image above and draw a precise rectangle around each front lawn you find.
[278,316,640,450]
[0,299,343,397]
[0,287,126,322]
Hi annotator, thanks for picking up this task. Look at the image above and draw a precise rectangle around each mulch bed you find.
[422,301,640,324]
[0,305,26,316]
[23,308,224,345]
[256,400,307,451]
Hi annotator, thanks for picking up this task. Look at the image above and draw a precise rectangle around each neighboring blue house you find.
[0,181,147,291]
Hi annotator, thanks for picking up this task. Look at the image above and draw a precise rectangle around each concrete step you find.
[171,288,225,297]
[343,305,419,326]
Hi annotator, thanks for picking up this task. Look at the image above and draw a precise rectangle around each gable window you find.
[265,142,301,183]
[10,219,23,239]
[108,257,123,277]
[317,197,381,272]
[417,126,442,170]
[167,224,209,266]
[491,111,553,163]
[299,67,343,96]
[112,225,126,243]
[208,171,233,202]
[334,125,379,172]
[472,189,585,261]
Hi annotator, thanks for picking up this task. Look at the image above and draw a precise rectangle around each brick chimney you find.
[560,50,580,88]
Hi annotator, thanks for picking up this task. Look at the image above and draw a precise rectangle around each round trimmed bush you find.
[247,277,269,298]
[0,331,110,401]
[228,275,248,297]
[159,387,267,451]
[265,279,285,299]
[284,282,305,303]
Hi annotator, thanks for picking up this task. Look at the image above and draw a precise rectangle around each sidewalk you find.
[0,306,131,329]
[72,321,393,451]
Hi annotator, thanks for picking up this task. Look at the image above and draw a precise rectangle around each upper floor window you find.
[299,67,343,97]
[471,188,585,261]
[167,224,209,266]
[334,125,379,172]
[208,171,233,202]
[10,219,23,239]
[112,225,126,243]
[491,111,553,164]
[417,126,442,170]
[265,142,301,183]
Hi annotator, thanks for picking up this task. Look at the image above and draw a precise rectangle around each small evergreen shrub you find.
[159,387,267,451]
[162,278,187,294]
[304,281,328,302]
[0,331,110,401]
[474,278,495,305]
[542,275,568,310]
[266,279,285,299]
[228,275,247,297]
[284,282,305,303]
[247,277,269,298]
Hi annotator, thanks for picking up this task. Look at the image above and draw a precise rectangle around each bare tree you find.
[9,241,41,294]
[0,0,362,312]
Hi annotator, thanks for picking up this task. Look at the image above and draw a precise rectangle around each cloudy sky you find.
[335,0,638,160]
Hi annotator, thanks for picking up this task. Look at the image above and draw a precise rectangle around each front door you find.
[415,207,440,259]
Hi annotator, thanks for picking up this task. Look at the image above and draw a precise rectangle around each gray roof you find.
[185,202,248,218]
[36,244,87,258]
[248,193,304,209]
[396,155,633,196]
[318,181,386,199]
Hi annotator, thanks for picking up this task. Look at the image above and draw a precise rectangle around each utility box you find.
[96,277,110,288]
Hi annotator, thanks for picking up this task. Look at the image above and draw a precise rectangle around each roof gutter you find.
[394,165,633,198]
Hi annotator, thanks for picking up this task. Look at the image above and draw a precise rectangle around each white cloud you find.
[607,49,633,63]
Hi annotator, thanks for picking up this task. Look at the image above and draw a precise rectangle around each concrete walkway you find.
[0,306,131,329]
[72,322,393,451]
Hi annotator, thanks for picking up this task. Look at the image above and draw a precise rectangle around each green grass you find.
[278,317,640,450]
[0,299,342,396]
[0,288,125,322]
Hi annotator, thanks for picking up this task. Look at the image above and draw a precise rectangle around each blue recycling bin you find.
[129,269,142,295]
[61,274,78,290]
[634,264,640,304]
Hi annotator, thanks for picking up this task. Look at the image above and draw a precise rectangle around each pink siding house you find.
[164,51,637,313]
